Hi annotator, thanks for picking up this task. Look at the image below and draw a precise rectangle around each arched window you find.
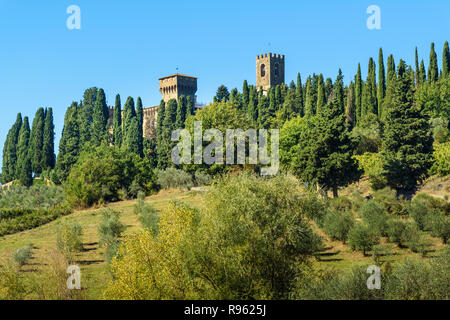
[260,64,266,77]
[274,63,279,77]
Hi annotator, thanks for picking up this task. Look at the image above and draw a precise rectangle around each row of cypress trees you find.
[1,108,55,186]
[55,88,146,182]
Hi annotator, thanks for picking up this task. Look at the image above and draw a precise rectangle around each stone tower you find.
[159,74,197,104]
[256,53,285,92]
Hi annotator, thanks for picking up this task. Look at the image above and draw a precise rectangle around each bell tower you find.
[256,53,285,92]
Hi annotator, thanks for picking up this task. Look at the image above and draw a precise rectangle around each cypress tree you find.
[355,64,363,124]
[56,103,80,182]
[275,85,283,109]
[316,74,326,115]
[334,69,345,115]
[175,95,187,128]
[304,76,315,117]
[124,117,141,155]
[415,47,420,86]
[79,87,98,146]
[186,96,194,118]
[247,86,258,122]
[156,100,166,168]
[2,113,22,183]
[16,117,32,187]
[122,97,136,143]
[42,107,55,171]
[419,60,427,85]
[91,88,108,145]
[346,81,356,128]
[136,97,144,157]
[29,108,45,176]
[364,58,378,117]
[295,73,304,116]
[113,94,122,147]
[257,92,270,129]
[443,41,450,78]
[377,48,386,118]
[242,80,249,109]
[382,60,433,192]
[428,42,439,83]
[325,78,333,103]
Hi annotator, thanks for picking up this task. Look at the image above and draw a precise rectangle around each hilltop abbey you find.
[136,53,285,140]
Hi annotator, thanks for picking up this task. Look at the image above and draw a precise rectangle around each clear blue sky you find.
[0,0,449,169]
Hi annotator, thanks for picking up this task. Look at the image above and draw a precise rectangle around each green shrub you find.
[428,212,450,244]
[408,199,431,231]
[134,192,159,236]
[329,196,353,212]
[348,223,379,255]
[358,200,389,236]
[353,152,386,190]
[322,210,355,242]
[156,168,193,190]
[414,193,450,214]
[387,219,409,247]
[0,184,65,210]
[430,117,449,144]
[56,221,83,262]
[194,172,212,187]
[372,244,392,265]
[65,144,156,208]
[13,245,33,268]
[430,141,450,176]
[98,209,126,247]
[0,261,27,300]
[373,187,406,215]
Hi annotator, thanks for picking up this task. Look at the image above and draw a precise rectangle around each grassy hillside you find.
[0,177,448,300]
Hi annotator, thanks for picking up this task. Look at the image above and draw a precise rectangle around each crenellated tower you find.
[256,53,285,92]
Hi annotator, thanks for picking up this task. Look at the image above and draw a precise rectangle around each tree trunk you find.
[332,185,338,198]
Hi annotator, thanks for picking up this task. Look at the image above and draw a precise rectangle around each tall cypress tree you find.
[79,87,98,146]
[377,48,386,118]
[113,94,122,147]
[334,69,345,115]
[325,78,333,104]
[346,81,356,128]
[364,58,377,116]
[175,95,187,128]
[304,76,315,117]
[29,108,45,176]
[428,42,439,83]
[316,74,326,115]
[295,73,304,116]
[382,60,433,191]
[247,86,258,122]
[56,102,80,182]
[124,117,141,155]
[2,113,22,183]
[122,97,136,144]
[42,107,55,171]
[91,88,109,145]
[186,96,194,118]
[443,41,450,78]
[415,47,420,86]
[419,60,427,85]
[16,117,32,187]
[354,64,363,125]
[136,96,144,155]
[242,80,249,110]
[156,100,166,168]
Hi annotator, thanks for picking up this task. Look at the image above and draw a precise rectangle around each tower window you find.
[260,64,266,77]
[275,63,279,77]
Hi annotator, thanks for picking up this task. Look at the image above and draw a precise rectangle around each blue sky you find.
[0,0,449,169]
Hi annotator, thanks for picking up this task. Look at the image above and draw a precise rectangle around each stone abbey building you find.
[129,52,284,140]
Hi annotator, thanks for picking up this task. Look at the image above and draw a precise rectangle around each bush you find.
[428,212,450,244]
[387,219,409,247]
[358,200,389,236]
[408,199,431,231]
[134,192,159,236]
[98,208,126,247]
[322,210,355,242]
[105,174,323,300]
[430,117,449,144]
[56,221,83,262]
[156,168,193,190]
[353,152,386,190]
[194,172,212,187]
[65,144,157,208]
[0,184,65,210]
[348,223,379,255]
[372,187,406,215]
[0,261,27,300]
[430,141,450,176]
[13,245,33,268]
